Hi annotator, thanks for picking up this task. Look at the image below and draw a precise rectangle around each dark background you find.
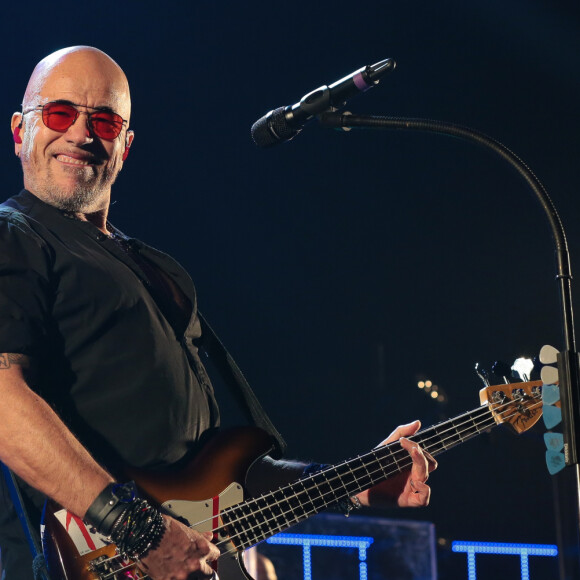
[2,1,579,577]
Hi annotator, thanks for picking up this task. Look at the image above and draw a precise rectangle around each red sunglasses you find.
[22,101,127,141]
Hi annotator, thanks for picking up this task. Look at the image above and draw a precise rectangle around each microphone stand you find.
[318,111,580,579]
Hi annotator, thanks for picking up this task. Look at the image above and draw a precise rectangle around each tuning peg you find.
[539,344,559,365]
[474,363,490,387]
[492,360,513,383]
[541,365,559,385]
[511,357,534,382]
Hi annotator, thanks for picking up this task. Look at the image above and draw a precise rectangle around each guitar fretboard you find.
[220,404,497,549]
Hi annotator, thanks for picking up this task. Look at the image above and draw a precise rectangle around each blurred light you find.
[425,380,432,388]
[431,391,438,399]
[418,381,425,388]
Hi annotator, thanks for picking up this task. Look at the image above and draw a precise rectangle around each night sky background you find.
[2,1,580,577]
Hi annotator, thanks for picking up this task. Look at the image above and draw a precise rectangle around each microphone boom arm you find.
[318,110,580,578]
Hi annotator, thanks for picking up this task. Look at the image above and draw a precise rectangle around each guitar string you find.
[94,393,542,575]
[212,395,544,555]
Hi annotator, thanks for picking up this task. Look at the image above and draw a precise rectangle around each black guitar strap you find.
[198,312,287,458]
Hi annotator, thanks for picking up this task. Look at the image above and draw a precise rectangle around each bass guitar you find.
[42,380,546,579]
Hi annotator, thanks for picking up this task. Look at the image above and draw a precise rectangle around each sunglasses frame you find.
[22,101,128,141]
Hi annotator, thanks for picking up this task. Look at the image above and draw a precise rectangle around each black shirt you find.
[0,190,219,471]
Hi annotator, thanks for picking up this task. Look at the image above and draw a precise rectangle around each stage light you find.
[452,540,557,580]
[267,533,374,580]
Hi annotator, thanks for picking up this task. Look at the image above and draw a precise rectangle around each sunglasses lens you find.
[90,112,124,140]
[43,103,78,132]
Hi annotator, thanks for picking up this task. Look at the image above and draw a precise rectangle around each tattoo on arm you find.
[0,353,30,370]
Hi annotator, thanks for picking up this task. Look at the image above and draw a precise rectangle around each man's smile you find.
[55,153,97,166]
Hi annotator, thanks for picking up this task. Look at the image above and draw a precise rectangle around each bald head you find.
[12,46,134,218]
[22,46,131,122]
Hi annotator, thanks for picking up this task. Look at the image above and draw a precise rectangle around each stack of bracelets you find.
[85,482,166,560]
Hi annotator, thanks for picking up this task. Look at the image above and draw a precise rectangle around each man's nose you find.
[65,111,93,144]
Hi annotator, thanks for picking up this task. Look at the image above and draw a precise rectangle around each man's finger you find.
[382,420,422,445]
[424,450,438,472]
[409,479,431,506]
[400,438,429,480]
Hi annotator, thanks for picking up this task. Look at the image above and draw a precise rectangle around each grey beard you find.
[43,184,104,213]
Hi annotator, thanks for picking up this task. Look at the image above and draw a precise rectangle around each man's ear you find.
[122,129,134,162]
[11,113,23,153]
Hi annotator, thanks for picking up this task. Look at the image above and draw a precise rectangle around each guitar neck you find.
[221,403,496,549]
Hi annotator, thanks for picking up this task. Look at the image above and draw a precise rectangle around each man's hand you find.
[138,516,220,580]
[356,420,437,509]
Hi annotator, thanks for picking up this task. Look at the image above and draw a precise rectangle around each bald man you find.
[0,47,435,579]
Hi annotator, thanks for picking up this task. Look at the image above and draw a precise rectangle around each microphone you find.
[251,58,395,148]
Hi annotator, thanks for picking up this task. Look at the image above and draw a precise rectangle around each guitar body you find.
[42,426,274,580]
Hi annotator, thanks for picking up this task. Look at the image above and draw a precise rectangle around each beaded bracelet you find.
[85,482,166,560]
[337,495,362,517]
[111,498,165,560]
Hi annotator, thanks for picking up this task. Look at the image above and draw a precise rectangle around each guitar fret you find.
[345,456,373,491]
[240,502,267,547]
[379,446,401,476]
[252,497,283,543]
[338,461,362,497]
[295,478,323,514]
[360,456,378,489]
[271,490,297,529]
[343,460,364,495]
[311,470,337,508]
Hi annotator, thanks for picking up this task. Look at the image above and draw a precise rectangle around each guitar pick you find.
[542,384,560,406]
[546,450,566,475]
[543,404,562,430]
[544,432,564,452]
[541,366,559,386]
[539,344,559,365]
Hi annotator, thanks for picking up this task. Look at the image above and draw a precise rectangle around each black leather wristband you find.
[85,481,137,536]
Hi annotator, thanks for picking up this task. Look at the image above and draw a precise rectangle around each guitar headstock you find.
[479,380,545,434]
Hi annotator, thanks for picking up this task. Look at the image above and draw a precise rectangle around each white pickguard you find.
[162,482,252,580]
[161,481,244,532]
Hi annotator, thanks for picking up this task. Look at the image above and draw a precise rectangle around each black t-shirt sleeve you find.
[0,211,53,355]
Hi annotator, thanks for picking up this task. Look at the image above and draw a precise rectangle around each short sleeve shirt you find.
[0,190,219,470]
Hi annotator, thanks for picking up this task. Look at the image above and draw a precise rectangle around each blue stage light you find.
[452,540,558,580]
[266,533,373,580]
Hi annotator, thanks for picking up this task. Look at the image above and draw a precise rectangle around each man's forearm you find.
[0,361,113,517]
